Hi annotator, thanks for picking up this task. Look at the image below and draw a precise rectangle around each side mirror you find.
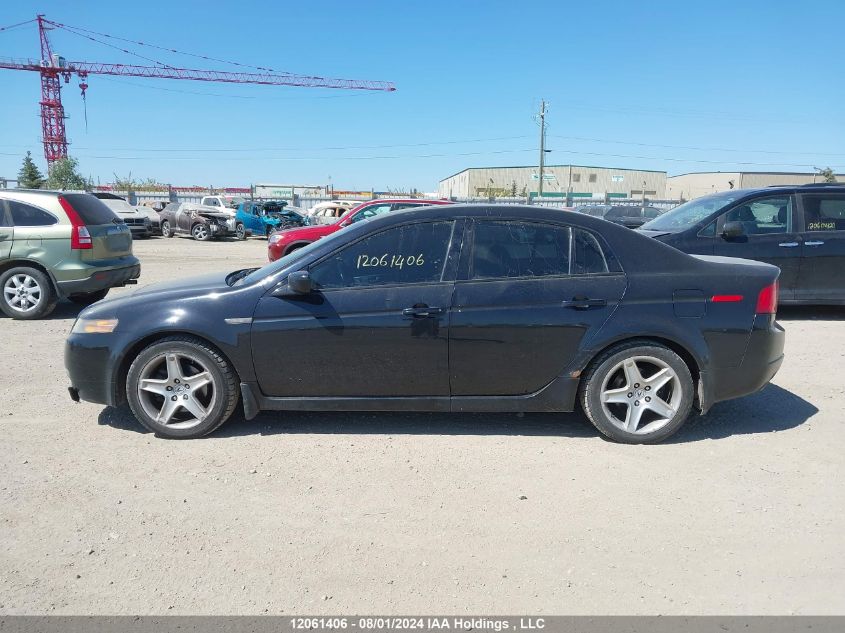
[286,270,313,295]
[722,221,745,240]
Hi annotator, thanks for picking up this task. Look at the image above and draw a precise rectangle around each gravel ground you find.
[0,235,843,615]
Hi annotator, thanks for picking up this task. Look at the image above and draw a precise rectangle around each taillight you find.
[756,280,778,314]
[58,196,93,250]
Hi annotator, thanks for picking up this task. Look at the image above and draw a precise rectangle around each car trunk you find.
[62,194,134,260]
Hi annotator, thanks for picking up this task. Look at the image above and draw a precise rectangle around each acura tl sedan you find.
[66,205,785,444]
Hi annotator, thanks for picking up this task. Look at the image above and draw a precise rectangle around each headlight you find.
[269,233,282,244]
[71,318,119,334]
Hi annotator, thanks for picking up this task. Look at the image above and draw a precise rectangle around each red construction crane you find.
[0,15,396,165]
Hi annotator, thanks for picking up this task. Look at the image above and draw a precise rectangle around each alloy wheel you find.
[3,273,42,313]
[599,355,682,435]
[193,225,208,240]
[136,352,217,430]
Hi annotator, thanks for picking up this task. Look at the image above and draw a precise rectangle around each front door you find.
[449,219,626,396]
[251,220,460,397]
[796,192,845,303]
[713,194,802,301]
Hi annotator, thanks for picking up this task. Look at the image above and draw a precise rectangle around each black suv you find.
[638,183,845,304]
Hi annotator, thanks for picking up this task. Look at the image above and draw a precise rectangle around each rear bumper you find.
[699,314,785,412]
[56,260,141,298]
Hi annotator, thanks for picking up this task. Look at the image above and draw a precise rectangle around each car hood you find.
[637,228,674,239]
[276,223,335,240]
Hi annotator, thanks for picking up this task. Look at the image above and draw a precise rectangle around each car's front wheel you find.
[235,223,246,240]
[0,266,57,320]
[580,341,694,444]
[161,220,174,238]
[191,223,210,241]
[126,336,239,438]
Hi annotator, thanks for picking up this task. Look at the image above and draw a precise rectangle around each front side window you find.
[802,193,845,232]
[0,201,11,227]
[8,200,57,227]
[470,221,571,279]
[723,195,793,235]
[310,221,454,289]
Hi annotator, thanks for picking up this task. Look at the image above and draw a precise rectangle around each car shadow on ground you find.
[778,305,845,321]
[0,300,86,321]
[96,383,816,444]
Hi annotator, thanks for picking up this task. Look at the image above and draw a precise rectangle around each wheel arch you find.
[577,335,702,395]
[282,241,312,256]
[0,259,60,296]
[113,330,241,406]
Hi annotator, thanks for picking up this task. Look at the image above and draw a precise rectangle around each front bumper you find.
[65,333,119,406]
[699,314,785,412]
[56,261,141,298]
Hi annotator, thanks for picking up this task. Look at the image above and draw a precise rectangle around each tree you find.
[45,157,90,190]
[18,152,45,189]
[818,167,837,183]
[510,181,517,197]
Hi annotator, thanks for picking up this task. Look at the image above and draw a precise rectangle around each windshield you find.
[641,191,742,231]
[237,228,350,287]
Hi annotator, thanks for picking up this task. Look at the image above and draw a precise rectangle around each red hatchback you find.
[268,198,452,261]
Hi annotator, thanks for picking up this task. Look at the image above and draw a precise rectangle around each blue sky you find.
[1,0,843,191]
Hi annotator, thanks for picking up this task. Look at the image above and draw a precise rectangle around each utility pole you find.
[538,99,547,198]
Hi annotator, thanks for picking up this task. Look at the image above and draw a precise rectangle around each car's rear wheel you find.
[161,220,174,238]
[126,336,239,439]
[69,288,109,306]
[191,223,210,241]
[0,266,57,320]
[580,341,694,444]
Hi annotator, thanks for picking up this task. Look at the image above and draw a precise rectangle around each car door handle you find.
[805,240,825,247]
[561,297,607,310]
[402,306,444,318]
[778,242,800,248]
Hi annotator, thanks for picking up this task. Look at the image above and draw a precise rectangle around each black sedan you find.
[577,204,663,228]
[65,204,785,444]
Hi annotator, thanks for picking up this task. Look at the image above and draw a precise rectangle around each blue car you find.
[234,201,309,239]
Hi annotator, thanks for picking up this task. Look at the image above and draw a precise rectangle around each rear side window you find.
[8,200,58,227]
[0,201,11,227]
[803,194,845,231]
[471,221,571,279]
[572,229,609,274]
[62,194,119,225]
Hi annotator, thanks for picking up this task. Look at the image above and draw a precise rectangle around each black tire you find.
[68,288,109,306]
[265,226,273,239]
[235,223,247,240]
[161,220,174,238]
[285,243,307,256]
[0,266,57,320]
[125,336,239,439]
[191,223,211,241]
[579,340,694,444]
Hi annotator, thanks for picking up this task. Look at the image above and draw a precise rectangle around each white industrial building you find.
[667,171,844,200]
[438,164,667,200]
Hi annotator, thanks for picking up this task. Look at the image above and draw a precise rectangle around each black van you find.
[638,184,845,305]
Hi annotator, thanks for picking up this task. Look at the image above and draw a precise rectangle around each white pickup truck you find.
[199,195,247,210]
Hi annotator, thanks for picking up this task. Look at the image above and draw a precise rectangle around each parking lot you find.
[1,234,843,615]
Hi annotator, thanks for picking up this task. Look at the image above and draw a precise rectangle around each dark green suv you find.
[0,190,141,319]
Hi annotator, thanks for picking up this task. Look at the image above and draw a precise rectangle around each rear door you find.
[0,201,12,259]
[713,194,801,301]
[796,192,845,303]
[61,194,132,260]
[449,219,626,396]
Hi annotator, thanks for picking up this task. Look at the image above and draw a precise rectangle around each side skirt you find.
[240,375,579,416]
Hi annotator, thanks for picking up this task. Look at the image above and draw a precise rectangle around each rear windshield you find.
[62,193,120,225]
